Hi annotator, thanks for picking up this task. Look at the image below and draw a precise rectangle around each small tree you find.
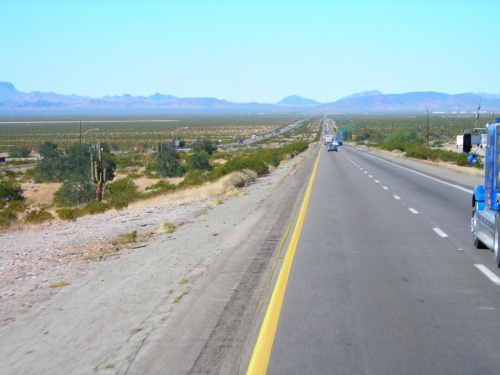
[192,139,218,155]
[36,141,64,181]
[189,151,212,171]
[54,179,96,206]
[9,147,31,158]
[0,179,24,202]
[384,129,424,146]
[155,145,185,177]
[105,178,138,209]
[53,143,116,206]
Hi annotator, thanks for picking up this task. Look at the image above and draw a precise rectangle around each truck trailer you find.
[471,121,500,267]
[334,132,343,145]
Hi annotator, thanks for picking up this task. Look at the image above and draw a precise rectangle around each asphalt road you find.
[260,145,500,374]
[0,163,37,171]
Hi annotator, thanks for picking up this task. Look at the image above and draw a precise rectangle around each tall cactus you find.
[91,143,107,201]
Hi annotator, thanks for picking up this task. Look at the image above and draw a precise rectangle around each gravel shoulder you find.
[0,145,317,375]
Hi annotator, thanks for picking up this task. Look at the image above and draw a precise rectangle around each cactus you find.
[91,143,107,201]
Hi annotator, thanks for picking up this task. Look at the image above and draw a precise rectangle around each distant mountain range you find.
[1,82,500,114]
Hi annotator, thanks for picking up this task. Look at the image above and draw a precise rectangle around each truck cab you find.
[471,122,500,267]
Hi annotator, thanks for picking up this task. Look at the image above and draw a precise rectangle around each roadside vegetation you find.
[0,114,317,230]
[331,114,489,168]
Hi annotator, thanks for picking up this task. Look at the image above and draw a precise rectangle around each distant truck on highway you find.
[471,120,500,267]
[324,134,333,145]
[334,132,343,145]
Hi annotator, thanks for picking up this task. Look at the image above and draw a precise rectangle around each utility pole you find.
[474,102,481,130]
[426,109,429,147]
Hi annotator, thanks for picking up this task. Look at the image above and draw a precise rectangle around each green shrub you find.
[154,145,185,178]
[125,230,137,242]
[0,179,24,202]
[6,199,27,213]
[0,209,18,227]
[405,145,429,160]
[82,201,110,215]
[105,178,138,209]
[178,170,208,188]
[212,151,228,159]
[114,153,142,169]
[126,172,142,179]
[192,139,218,155]
[9,147,31,158]
[144,179,177,195]
[56,208,82,221]
[189,151,212,171]
[1,170,17,178]
[210,141,308,180]
[24,209,53,224]
[54,179,96,207]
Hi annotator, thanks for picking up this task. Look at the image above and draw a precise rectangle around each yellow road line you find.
[246,147,322,375]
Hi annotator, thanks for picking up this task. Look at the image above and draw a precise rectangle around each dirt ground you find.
[0,164,268,323]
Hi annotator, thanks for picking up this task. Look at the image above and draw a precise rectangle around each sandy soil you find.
[0,159,288,324]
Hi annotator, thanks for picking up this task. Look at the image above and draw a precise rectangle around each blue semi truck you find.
[334,132,343,145]
[471,121,500,267]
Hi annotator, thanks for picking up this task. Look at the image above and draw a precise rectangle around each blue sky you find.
[1,0,499,103]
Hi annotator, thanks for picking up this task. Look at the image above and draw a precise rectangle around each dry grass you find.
[113,173,183,193]
[49,280,69,288]
[21,182,60,204]
[158,222,177,234]
[128,169,257,209]
[173,291,189,303]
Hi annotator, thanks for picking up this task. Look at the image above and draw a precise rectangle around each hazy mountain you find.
[276,95,321,106]
[320,91,500,113]
[338,90,383,101]
[1,82,500,113]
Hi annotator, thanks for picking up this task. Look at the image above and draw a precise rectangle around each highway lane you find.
[340,146,493,269]
[260,145,500,374]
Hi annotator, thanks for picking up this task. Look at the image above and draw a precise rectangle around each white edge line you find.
[475,264,500,285]
[362,151,474,194]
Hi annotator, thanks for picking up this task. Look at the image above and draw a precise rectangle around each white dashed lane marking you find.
[344,150,500,287]
[433,228,448,238]
[475,264,500,286]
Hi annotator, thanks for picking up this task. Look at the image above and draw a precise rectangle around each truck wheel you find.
[495,215,500,267]
[472,210,487,249]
